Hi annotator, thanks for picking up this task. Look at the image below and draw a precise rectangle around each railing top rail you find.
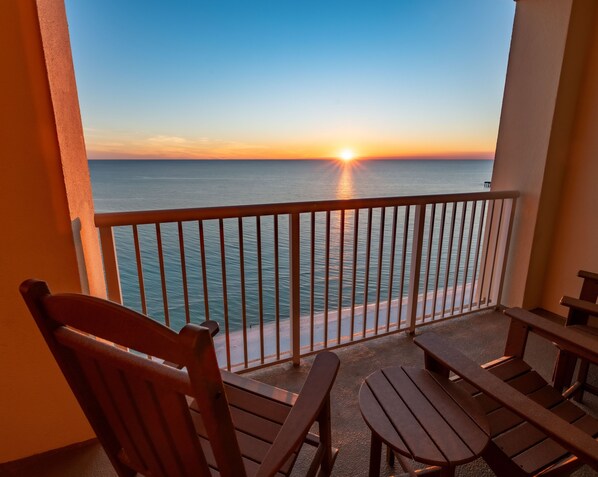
[95,190,519,228]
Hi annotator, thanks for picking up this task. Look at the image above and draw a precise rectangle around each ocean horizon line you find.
[88,156,495,162]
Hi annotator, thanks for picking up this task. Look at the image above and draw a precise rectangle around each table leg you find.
[386,444,395,466]
[369,433,382,477]
[439,465,455,477]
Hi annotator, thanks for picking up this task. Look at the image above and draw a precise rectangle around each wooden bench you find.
[414,307,598,476]
[552,270,598,402]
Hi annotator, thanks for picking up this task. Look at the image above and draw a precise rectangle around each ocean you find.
[89,159,493,211]
[89,159,494,353]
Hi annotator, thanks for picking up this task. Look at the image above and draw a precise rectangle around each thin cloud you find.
[148,135,187,144]
[86,133,278,159]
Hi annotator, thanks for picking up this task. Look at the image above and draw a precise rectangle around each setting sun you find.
[339,149,356,162]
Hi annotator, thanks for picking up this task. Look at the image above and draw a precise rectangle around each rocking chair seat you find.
[190,372,300,476]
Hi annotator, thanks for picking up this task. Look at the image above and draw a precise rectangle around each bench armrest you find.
[414,332,598,470]
[560,296,598,318]
[579,270,598,282]
[504,307,598,364]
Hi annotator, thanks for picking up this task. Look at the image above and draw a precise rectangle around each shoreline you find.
[213,281,480,370]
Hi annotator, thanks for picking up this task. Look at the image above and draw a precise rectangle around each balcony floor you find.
[3,310,597,477]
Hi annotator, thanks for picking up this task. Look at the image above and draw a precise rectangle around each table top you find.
[359,366,490,467]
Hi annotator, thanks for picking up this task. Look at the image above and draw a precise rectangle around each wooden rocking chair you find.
[20,279,340,477]
[414,308,598,476]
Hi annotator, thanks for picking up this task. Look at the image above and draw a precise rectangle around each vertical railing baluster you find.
[460,201,477,314]
[441,203,457,317]
[238,218,248,368]
[407,204,425,334]
[422,204,435,322]
[487,200,505,306]
[132,225,147,315]
[451,202,467,314]
[337,209,345,344]
[469,201,486,310]
[386,206,398,332]
[256,216,264,363]
[397,206,410,328]
[310,212,315,351]
[289,213,301,366]
[496,198,517,308]
[198,220,210,321]
[431,204,446,321]
[177,222,191,324]
[374,207,386,333]
[350,209,359,340]
[477,201,495,309]
[99,226,123,304]
[274,215,280,360]
[324,211,331,346]
[155,223,170,327]
[219,218,231,371]
[362,208,373,337]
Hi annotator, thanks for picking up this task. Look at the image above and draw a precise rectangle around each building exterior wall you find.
[492,0,597,308]
[37,0,107,297]
[541,15,598,313]
[0,0,104,462]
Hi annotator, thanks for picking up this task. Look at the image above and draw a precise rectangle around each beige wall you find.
[492,0,598,308]
[0,0,104,462]
[541,15,598,313]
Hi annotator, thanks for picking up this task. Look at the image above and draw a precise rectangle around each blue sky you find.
[65,0,515,159]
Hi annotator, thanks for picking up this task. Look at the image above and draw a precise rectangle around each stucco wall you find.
[492,0,597,308]
[491,0,572,308]
[37,0,106,297]
[0,0,103,462]
[541,15,598,313]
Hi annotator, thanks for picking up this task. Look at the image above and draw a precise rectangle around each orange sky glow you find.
[85,132,496,160]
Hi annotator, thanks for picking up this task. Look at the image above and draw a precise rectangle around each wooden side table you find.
[359,366,490,476]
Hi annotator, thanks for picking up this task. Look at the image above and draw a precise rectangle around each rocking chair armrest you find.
[414,333,598,470]
[199,320,220,337]
[256,351,340,477]
[162,321,220,369]
[505,307,598,363]
[560,296,598,318]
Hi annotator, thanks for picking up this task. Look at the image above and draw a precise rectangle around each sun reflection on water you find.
[336,163,355,201]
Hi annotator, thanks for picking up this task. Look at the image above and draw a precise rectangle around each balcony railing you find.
[95,190,518,372]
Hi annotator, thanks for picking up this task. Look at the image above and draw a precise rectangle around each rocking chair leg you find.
[318,398,333,476]
[386,444,395,466]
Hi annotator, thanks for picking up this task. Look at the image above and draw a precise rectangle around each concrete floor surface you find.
[2,310,596,477]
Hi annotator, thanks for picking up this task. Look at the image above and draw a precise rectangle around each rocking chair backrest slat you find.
[44,293,184,364]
